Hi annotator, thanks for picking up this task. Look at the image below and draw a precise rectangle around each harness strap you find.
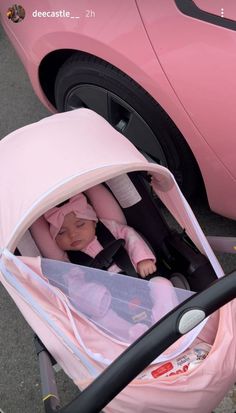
[67,250,94,267]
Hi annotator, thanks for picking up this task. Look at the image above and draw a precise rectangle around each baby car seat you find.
[19,173,217,291]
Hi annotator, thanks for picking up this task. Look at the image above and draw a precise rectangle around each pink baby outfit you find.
[66,269,150,342]
[66,270,179,343]
[79,218,156,273]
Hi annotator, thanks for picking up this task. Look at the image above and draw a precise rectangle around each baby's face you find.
[55,212,96,251]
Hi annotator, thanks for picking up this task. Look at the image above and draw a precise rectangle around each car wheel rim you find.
[65,84,168,166]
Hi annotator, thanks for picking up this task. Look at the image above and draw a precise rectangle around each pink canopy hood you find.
[0,108,223,276]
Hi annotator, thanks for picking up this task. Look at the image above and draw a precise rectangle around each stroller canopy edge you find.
[1,162,172,251]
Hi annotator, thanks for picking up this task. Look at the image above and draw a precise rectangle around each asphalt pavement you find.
[0,23,236,413]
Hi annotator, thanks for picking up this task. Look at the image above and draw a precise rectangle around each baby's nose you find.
[69,228,79,238]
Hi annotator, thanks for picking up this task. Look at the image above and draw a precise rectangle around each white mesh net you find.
[41,259,195,344]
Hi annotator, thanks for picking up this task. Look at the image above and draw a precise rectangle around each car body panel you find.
[0,0,235,219]
[137,0,236,178]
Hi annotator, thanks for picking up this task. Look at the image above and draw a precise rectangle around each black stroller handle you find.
[48,270,236,413]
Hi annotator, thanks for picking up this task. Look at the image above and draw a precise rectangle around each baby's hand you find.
[137,259,157,278]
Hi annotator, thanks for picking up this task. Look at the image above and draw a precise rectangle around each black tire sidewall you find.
[55,55,200,197]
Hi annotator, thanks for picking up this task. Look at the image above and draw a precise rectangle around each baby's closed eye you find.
[58,229,66,236]
[76,222,85,228]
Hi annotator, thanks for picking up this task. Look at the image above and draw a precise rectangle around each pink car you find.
[1,0,236,219]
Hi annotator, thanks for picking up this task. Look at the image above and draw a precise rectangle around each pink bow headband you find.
[44,193,98,239]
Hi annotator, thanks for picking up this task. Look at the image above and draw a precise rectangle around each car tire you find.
[54,52,201,199]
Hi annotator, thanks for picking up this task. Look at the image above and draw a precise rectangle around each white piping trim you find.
[0,249,104,375]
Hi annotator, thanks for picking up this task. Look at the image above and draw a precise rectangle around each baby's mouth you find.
[71,240,82,247]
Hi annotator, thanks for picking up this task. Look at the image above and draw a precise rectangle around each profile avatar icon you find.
[7,4,25,23]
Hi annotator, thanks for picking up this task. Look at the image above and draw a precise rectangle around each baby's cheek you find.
[56,236,67,250]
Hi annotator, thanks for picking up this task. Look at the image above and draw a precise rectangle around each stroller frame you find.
[34,270,236,413]
[1,108,236,413]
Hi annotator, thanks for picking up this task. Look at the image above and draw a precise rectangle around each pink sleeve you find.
[102,219,156,269]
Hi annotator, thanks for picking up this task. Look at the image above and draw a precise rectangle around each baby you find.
[44,193,179,341]
[44,193,157,277]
